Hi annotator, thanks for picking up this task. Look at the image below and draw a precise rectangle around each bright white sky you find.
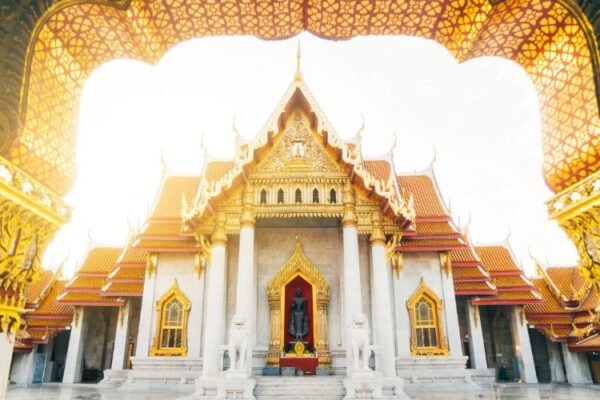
[43,33,578,277]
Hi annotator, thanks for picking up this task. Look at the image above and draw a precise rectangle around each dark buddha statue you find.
[288,287,309,340]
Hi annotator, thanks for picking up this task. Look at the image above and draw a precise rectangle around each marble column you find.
[234,185,255,374]
[369,211,396,377]
[439,253,462,356]
[466,302,487,369]
[111,300,133,370]
[509,306,537,383]
[63,307,88,383]
[202,213,228,377]
[9,344,36,385]
[546,339,565,383]
[0,331,15,398]
[342,183,363,375]
[135,254,158,357]
[561,343,593,384]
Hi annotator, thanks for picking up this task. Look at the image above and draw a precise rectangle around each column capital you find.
[342,182,357,227]
[240,184,255,228]
[370,210,385,246]
[211,212,228,245]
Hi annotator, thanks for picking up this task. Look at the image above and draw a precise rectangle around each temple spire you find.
[294,41,302,82]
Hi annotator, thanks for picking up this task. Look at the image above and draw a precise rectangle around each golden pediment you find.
[252,111,344,177]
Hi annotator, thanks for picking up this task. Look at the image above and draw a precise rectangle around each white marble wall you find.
[141,253,206,359]
[561,343,593,384]
[393,253,447,357]
[252,226,367,359]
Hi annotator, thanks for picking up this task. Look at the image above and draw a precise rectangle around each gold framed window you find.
[406,278,448,356]
[150,279,191,356]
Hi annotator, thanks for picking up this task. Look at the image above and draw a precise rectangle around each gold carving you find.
[211,212,228,245]
[370,210,385,246]
[440,252,452,279]
[407,278,449,356]
[266,240,331,369]
[472,304,479,328]
[342,182,357,227]
[146,253,157,279]
[547,171,600,284]
[150,279,191,357]
[385,233,402,278]
[240,184,255,228]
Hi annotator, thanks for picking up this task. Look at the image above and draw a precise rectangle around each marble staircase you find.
[254,376,345,400]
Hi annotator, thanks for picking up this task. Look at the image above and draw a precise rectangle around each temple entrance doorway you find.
[265,239,331,376]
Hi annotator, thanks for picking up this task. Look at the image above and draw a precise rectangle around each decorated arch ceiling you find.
[0,0,599,195]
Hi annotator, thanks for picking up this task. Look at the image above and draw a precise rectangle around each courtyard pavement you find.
[5,382,600,399]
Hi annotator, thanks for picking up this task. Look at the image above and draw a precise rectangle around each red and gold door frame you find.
[266,239,331,368]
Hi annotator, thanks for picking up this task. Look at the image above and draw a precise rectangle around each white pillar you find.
[235,223,255,374]
[439,254,462,356]
[509,306,537,383]
[111,300,132,370]
[546,339,565,383]
[561,343,593,384]
[0,331,15,398]
[63,307,88,383]
[466,302,487,369]
[342,184,363,376]
[136,255,157,357]
[392,269,411,358]
[9,345,36,385]
[202,216,228,377]
[43,337,55,382]
[369,213,396,377]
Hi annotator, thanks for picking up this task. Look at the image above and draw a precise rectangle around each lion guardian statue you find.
[350,313,372,371]
[228,314,248,372]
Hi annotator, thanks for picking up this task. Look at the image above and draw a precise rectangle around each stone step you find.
[254,376,345,400]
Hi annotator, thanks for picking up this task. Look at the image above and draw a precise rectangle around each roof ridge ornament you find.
[294,41,302,82]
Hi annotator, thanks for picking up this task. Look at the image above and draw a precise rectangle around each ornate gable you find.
[253,111,344,176]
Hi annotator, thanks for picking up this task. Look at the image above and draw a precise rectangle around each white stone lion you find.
[351,313,372,371]
[228,314,248,372]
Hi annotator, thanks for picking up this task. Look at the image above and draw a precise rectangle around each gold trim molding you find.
[150,279,191,357]
[406,278,449,356]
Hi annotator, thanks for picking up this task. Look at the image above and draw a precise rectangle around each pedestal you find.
[194,373,256,400]
[279,356,318,375]
[343,371,408,400]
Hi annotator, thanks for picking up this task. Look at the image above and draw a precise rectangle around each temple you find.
[9,65,600,398]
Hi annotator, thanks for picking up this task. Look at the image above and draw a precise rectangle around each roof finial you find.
[295,41,302,82]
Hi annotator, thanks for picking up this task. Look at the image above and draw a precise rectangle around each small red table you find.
[279,356,318,375]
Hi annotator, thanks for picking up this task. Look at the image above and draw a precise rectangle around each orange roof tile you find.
[399,238,465,251]
[473,290,541,305]
[410,221,459,237]
[363,160,391,181]
[116,246,146,265]
[205,161,234,182]
[141,222,182,237]
[101,282,143,297]
[525,280,571,315]
[57,292,124,306]
[25,270,54,306]
[569,334,600,351]
[27,281,72,317]
[476,246,523,274]
[152,175,200,220]
[109,267,145,281]
[65,277,105,291]
[450,246,481,266]
[546,267,590,301]
[396,175,448,218]
[78,247,121,275]
[454,281,496,295]
[452,266,489,281]
[135,238,200,250]
[494,275,534,290]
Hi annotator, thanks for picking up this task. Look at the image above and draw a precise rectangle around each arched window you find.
[414,297,437,348]
[260,189,267,204]
[295,188,302,203]
[312,188,319,204]
[151,280,191,356]
[329,189,337,204]
[406,279,448,356]
[277,188,284,204]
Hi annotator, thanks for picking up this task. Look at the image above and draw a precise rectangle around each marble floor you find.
[5,383,600,399]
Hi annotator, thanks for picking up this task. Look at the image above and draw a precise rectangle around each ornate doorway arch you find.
[266,239,331,368]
